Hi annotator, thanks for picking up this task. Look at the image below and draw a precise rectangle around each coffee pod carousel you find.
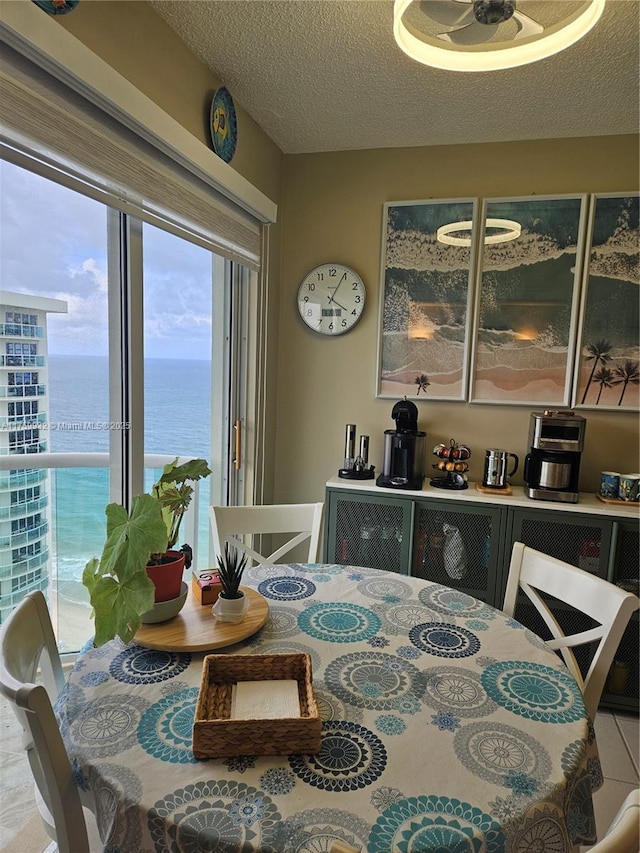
[430,439,470,490]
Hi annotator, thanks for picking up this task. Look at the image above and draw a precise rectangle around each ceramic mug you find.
[599,471,620,499]
[618,473,640,502]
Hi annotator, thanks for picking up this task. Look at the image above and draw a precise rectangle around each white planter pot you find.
[212,593,246,624]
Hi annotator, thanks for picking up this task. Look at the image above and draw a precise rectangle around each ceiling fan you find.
[429,0,543,46]
[393,0,606,71]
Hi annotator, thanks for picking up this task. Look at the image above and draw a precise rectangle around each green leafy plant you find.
[216,543,248,600]
[83,457,211,646]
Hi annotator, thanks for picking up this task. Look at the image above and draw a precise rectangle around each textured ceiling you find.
[148,0,640,155]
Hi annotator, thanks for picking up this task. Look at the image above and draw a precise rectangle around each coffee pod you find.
[599,471,620,499]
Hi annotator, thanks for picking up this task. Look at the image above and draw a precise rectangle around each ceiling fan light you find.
[393,0,606,72]
[437,218,521,245]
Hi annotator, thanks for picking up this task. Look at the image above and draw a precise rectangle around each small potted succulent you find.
[211,543,248,623]
[83,457,211,646]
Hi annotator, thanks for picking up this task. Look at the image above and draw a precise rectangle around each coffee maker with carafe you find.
[376,399,426,490]
[524,410,586,503]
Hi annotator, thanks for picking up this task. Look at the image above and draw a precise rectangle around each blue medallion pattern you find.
[298,602,381,643]
[109,645,190,684]
[324,652,423,710]
[138,687,200,764]
[508,803,570,853]
[148,780,283,852]
[281,807,371,852]
[70,694,151,756]
[481,661,585,722]
[418,584,496,619]
[368,795,504,853]
[357,576,413,601]
[409,622,481,658]
[257,575,316,601]
[87,761,143,851]
[289,721,387,791]
[421,666,497,717]
[453,720,552,786]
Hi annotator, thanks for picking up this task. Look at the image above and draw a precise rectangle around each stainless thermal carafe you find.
[482,448,519,489]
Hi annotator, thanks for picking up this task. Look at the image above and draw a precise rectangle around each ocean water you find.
[46,355,211,605]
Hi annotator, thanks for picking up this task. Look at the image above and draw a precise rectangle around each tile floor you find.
[0,692,637,851]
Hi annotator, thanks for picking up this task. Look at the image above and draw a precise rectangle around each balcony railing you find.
[0,355,45,367]
[0,452,204,651]
[0,385,46,397]
[0,413,47,428]
[0,323,44,338]
[0,496,49,520]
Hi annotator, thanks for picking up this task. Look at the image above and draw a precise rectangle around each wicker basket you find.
[192,652,322,758]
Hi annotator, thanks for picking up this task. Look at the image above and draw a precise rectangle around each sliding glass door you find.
[0,159,247,650]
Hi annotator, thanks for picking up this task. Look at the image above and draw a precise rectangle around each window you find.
[0,160,249,650]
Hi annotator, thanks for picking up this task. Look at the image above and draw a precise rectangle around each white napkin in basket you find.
[230,679,301,720]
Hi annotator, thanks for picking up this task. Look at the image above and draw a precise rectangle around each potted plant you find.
[211,543,248,623]
[83,457,211,646]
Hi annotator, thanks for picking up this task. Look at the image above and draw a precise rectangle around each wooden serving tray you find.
[475,482,513,496]
[595,493,639,507]
[135,586,269,652]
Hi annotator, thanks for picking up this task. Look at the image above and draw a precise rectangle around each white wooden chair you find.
[504,542,640,720]
[0,591,95,853]
[210,502,324,566]
[590,787,640,852]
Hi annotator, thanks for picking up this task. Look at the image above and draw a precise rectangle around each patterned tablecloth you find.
[57,563,602,852]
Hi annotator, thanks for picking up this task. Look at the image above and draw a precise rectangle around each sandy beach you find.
[50,581,94,653]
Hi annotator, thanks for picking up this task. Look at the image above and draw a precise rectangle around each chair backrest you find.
[0,591,89,853]
[590,787,640,853]
[210,502,324,566]
[503,542,640,720]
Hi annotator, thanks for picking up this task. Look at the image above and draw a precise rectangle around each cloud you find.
[1,160,213,360]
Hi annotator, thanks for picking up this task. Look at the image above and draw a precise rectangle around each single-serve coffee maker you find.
[524,410,586,503]
[376,399,426,490]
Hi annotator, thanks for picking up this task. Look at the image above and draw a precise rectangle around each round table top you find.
[134,586,269,651]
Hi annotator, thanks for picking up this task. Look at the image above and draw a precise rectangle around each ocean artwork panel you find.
[470,195,588,406]
[573,193,640,411]
[377,199,477,401]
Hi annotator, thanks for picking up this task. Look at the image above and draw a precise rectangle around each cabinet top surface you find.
[325,476,640,520]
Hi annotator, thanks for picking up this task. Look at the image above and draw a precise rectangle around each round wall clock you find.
[209,86,237,163]
[297,263,366,336]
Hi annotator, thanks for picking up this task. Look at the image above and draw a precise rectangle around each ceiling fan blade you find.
[513,11,544,39]
[423,0,476,28]
[437,21,500,45]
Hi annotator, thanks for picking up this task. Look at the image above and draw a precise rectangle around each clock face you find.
[297,263,366,336]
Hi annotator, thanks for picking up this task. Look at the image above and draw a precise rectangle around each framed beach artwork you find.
[469,194,589,405]
[573,193,639,411]
[377,198,478,401]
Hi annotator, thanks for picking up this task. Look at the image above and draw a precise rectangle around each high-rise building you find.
[0,292,67,623]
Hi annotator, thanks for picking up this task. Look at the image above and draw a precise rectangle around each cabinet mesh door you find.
[333,498,406,574]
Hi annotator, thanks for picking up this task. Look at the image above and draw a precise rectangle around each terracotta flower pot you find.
[146,550,186,602]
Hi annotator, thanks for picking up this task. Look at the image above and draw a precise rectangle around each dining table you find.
[56,562,602,853]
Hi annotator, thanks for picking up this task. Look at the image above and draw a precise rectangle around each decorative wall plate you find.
[32,0,79,13]
[209,86,237,163]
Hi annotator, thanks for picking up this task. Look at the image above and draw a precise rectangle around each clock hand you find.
[328,295,348,311]
[327,274,347,304]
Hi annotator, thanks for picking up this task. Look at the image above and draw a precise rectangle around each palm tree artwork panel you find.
[377,199,477,401]
[470,195,589,406]
[575,194,639,411]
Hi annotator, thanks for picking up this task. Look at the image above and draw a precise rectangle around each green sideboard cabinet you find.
[324,477,639,713]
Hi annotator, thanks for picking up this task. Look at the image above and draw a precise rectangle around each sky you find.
[0,159,213,360]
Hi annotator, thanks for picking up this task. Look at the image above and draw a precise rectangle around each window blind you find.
[0,42,264,269]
